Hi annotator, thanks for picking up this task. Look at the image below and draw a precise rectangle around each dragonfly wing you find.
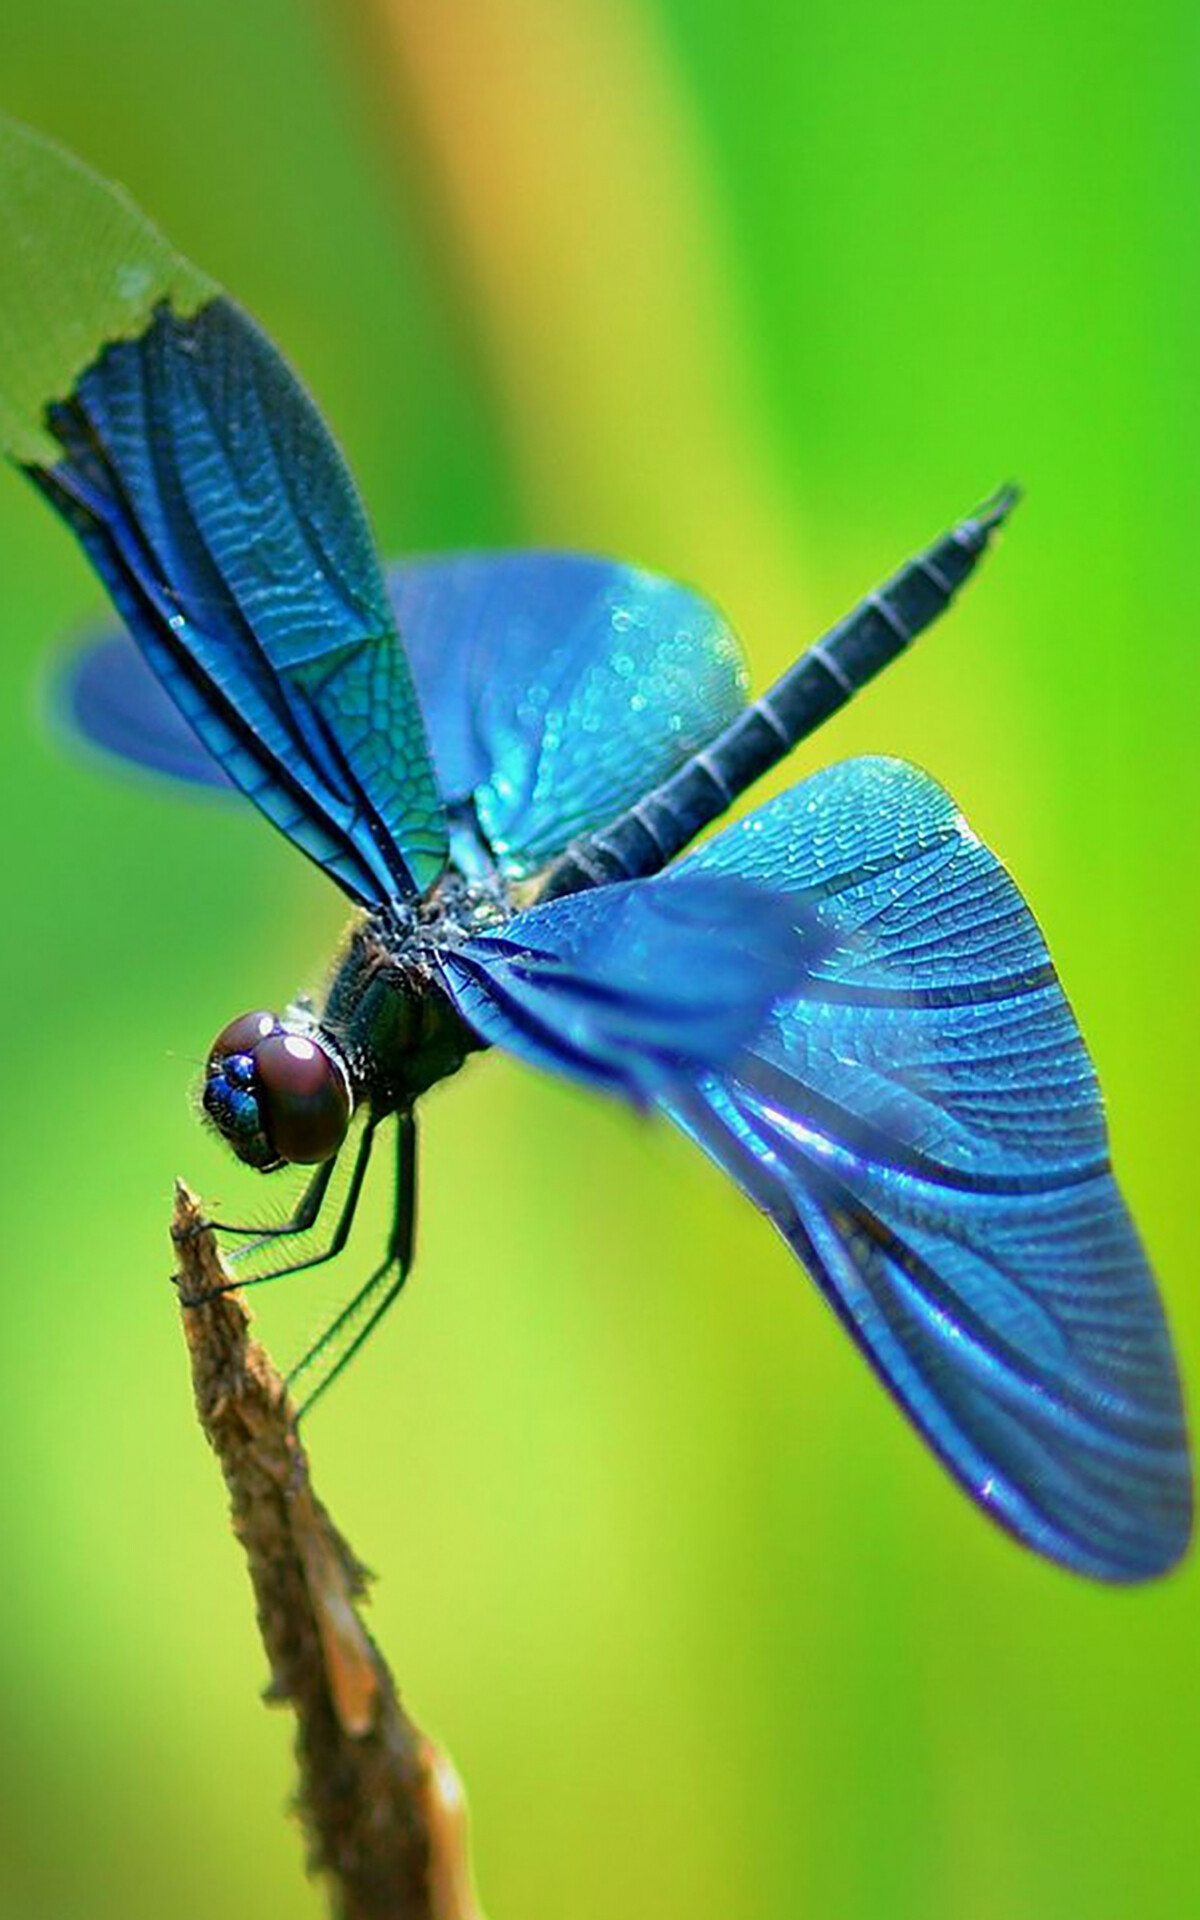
[57,552,748,882]
[439,871,817,1099]
[658,757,1190,1579]
[58,627,234,791]
[389,552,748,875]
[1,114,447,904]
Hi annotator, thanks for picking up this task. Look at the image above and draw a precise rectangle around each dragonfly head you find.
[202,1010,353,1171]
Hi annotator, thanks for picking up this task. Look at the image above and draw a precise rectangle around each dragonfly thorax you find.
[202,887,492,1174]
[319,910,488,1118]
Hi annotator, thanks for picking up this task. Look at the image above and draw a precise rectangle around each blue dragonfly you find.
[1,116,1189,1581]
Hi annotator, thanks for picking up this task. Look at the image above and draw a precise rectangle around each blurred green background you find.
[1,3,1197,1917]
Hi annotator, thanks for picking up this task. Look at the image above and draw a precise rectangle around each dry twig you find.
[172,1181,482,1920]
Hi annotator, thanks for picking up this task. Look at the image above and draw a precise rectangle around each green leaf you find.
[0,115,215,465]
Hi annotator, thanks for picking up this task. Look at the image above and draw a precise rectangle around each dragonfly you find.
[0,115,1189,1582]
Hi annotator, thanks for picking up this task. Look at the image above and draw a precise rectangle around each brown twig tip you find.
[171,1182,484,1920]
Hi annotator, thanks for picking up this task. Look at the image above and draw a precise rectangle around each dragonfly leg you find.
[177,1120,378,1307]
[208,1152,339,1244]
[288,1110,417,1420]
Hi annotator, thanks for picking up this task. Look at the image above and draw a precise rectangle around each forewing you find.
[1,114,446,904]
[52,551,744,882]
[439,871,815,1099]
[661,757,1190,1579]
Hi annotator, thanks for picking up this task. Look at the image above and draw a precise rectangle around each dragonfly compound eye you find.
[252,1032,352,1165]
[209,1009,279,1060]
[202,1014,351,1169]
[202,1008,284,1170]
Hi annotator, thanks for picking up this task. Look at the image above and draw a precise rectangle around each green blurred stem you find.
[172,1183,481,1920]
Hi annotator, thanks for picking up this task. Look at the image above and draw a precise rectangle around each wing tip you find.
[976,1454,1193,1585]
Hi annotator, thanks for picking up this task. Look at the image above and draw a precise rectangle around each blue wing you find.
[58,551,747,879]
[390,552,747,874]
[446,754,1190,1580]
[33,297,447,904]
[660,758,1190,1580]
[439,872,817,1099]
[56,627,234,791]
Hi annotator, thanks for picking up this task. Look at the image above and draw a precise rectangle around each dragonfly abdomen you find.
[539,486,1019,899]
